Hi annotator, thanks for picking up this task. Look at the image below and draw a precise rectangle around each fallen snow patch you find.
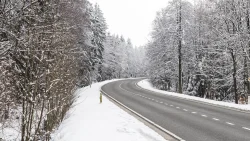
[52,79,167,141]
[137,79,250,111]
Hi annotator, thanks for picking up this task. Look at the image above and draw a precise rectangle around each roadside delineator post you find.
[100,92,102,103]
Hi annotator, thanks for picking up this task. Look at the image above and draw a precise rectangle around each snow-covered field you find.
[52,79,166,141]
[137,79,250,111]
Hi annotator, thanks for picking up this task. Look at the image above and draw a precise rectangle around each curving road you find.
[101,78,250,141]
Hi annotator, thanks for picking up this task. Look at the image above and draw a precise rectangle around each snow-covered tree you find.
[147,0,250,104]
[100,34,146,80]
[0,0,109,140]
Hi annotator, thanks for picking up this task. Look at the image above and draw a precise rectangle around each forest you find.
[147,0,250,104]
[0,0,144,140]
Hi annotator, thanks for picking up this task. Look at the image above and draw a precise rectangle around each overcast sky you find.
[89,0,193,47]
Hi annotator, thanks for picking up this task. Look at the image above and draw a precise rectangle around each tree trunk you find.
[231,50,238,104]
[246,1,250,96]
[177,0,182,93]
[244,56,250,95]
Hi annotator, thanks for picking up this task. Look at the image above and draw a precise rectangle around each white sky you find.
[89,0,193,47]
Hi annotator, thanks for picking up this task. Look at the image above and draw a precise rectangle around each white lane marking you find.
[226,122,235,126]
[201,115,207,117]
[152,99,154,100]
[176,107,180,109]
[243,127,250,131]
[192,112,197,114]
[183,109,188,111]
[155,100,159,103]
[170,105,173,107]
[213,118,219,121]
[160,101,163,104]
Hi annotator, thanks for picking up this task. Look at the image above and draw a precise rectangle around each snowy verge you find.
[137,79,250,112]
[52,79,166,141]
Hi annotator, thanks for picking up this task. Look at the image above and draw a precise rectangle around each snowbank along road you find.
[101,78,250,141]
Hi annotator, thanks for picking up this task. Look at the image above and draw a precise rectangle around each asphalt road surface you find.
[101,78,250,141]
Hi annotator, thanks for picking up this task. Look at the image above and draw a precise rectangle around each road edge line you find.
[100,87,185,141]
[135,80,250,114]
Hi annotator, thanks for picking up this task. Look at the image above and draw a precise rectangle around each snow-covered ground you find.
[0,107,22,141]
[137,79,250,111]
[52,79,166,141]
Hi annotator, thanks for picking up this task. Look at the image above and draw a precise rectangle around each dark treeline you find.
[146,0,250,104]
